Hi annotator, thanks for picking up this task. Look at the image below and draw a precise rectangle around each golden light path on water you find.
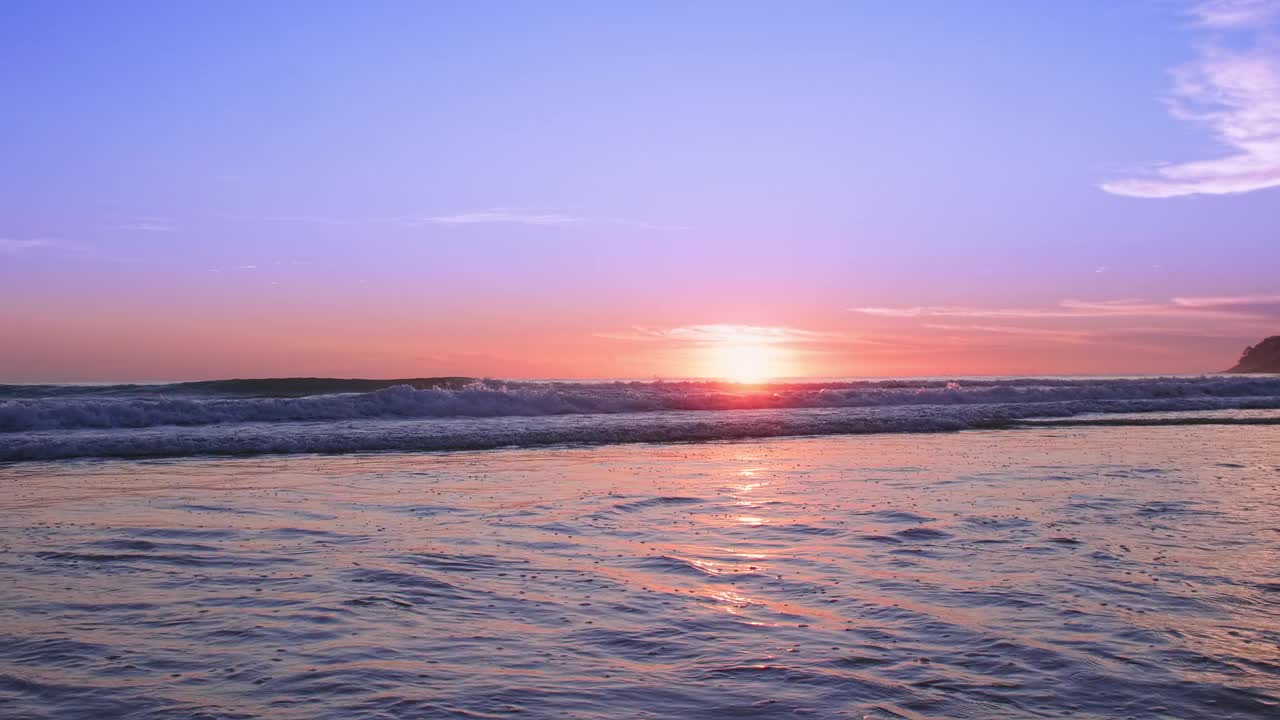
[1,425,1278,718]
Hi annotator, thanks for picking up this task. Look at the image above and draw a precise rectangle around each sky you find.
[2,0,1279,381]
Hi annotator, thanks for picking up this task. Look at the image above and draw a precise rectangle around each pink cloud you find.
[853,296,1279,320]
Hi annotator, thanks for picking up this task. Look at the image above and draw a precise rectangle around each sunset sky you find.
[3,0,1279,381]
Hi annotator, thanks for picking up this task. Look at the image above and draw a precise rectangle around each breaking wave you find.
[2,375,1279,461]
[4,375,1280,432]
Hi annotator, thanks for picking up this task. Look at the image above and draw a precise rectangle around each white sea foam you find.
[2,387,1280,461]
[3,376,1280,434]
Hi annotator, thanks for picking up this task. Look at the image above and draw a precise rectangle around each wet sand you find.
[2,425,1278,718]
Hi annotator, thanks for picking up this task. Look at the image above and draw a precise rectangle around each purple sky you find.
[2,0,1279,381]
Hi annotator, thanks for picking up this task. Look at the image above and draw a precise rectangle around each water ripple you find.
[2,427,1279,718]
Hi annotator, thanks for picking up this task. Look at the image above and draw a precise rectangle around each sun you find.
[705,342,787,384]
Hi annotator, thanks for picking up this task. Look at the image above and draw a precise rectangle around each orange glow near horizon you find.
[0,306,1259,382]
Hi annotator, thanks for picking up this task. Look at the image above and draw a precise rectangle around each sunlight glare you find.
[704,341,790,383]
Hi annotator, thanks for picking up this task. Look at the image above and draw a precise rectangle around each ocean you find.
[2,376,1279,718]
[3,374,1280,461]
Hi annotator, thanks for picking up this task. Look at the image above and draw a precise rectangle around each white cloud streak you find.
[852,295,1280,320]
[0,237,137,264]
[119,219,176,232]
[1192,0,1280,27]
[259,208,672,230]
[1172,293,1280,306]
[426,209,586,226]
[921,323,1096,344]
[0,238,57,255]
[1101,1,1280,198]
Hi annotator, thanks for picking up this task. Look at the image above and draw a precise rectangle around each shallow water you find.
[2,426,1279,718]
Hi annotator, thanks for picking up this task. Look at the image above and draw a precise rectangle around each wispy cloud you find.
[851,302,1139,319]
[921,324,1096,344]
[0,237,102,259]
[1193,0,1280,27]
[1101,0,1280,198]
[425,209,676,230]
[599,324,840,345]
[1171,293,1280,306]
[1,236,140,264]
[915,324,1264,355]
[258,208,672,230]
[118,216,176,232]
[426,209,586,226]
[0,238,58,255]
[853,295,1280,320]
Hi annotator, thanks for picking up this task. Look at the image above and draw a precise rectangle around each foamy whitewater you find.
[2,375,1280,461]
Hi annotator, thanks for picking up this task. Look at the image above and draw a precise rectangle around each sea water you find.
[1,377,1279,718]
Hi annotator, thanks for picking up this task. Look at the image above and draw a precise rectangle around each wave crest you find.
[3,376,1280,433]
